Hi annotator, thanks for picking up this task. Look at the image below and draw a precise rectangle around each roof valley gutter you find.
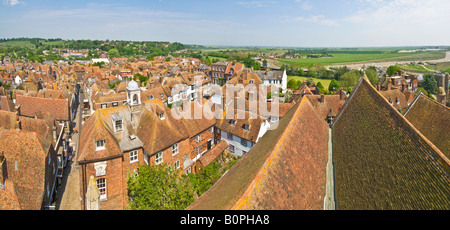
[324,127,336,210]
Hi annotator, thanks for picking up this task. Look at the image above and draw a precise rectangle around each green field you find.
[396,64,433,73]
[287,76,334,89]
[425,62,450,73]
[0,40,36,49]
[275,51,447,68]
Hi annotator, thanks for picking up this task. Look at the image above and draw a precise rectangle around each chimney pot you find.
[320,94,325,103]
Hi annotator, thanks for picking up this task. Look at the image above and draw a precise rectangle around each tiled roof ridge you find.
[341,76,450,167]
[405,92,449,116]
[231,97,310,210]
[95,110,121,151]
[331,75,366,128]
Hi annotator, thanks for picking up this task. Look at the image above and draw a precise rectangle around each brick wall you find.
[79,147,146,210]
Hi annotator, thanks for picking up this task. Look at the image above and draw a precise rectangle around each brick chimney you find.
[0,154,7,190]
[319,94,325,103]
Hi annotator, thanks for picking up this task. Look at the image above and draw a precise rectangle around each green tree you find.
[422,73,438,95]
[108,48,120,58]
[328,79,340,92]
[127,164,195,210]
[316,82,325,93]
[262,59,268,68]
[365,68,378,86]
[287,79,297,89]
[340,70,360,89]
[386,65,401,76]
[253,61,261,70]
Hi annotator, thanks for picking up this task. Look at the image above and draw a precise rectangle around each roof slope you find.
[404,93,449,157]
[0,129,49,210]
[332,77,450,210]
[78,111,122,162]
[188,97,329,210]
[15,95,69,120]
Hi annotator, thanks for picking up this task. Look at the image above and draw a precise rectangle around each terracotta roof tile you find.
[188,97,329,210]
[15,95,69,121]
[404,93,450,157]
[332,77,450,210]
[0,129,51,210]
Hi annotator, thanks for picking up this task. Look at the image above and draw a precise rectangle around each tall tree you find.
[365,68,379,86]
[328,79,340,92]
[127,164,195,210]
[386,65,401,76]
[340,70,361,89]
[422,73,438,95]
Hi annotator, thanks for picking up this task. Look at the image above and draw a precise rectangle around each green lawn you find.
[288,76,334,89]
[275,51,447,68]
[396,64,433,73]
[425,61,450,73]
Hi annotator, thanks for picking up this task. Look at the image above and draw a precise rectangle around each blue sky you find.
[1,0,450,47]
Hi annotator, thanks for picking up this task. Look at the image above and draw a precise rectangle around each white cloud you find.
[344,0,450,45]
[236,1,278,8]
[2,0,23,6]
[294,0,313,10]
[290,15,339,26]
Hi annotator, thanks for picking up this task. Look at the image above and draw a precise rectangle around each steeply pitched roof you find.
[404,93,450,157]
[188,97,329,210]
[0,96,15,112]
[0,129,51,210]
[215,108,265,143]
[379,89,409,110]
[78,111,122,162]
[15,95,69,121]
[137,107,187,155]
[332,77,450,210]
[306,95,346,121]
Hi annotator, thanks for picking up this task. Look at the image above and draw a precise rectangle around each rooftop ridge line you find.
[231,97,308,210]
[356,76,450,167]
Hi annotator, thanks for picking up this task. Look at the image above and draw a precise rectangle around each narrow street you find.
[55,87,84,210]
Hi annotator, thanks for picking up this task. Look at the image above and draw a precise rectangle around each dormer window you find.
[250,79,255,84]
[395,97,400,104]
[149,95,154,100]
[158,113,165,120]
[115,120,123,132]
[96,140,106,151]
[111,113,123,132]
[229,120,236,126]
[242,124,250,131]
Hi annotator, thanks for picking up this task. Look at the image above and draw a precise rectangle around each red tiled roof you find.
[0,129,51,210]
[188,97,329,210]
[15,95,69,121]
[198,140,228,167]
